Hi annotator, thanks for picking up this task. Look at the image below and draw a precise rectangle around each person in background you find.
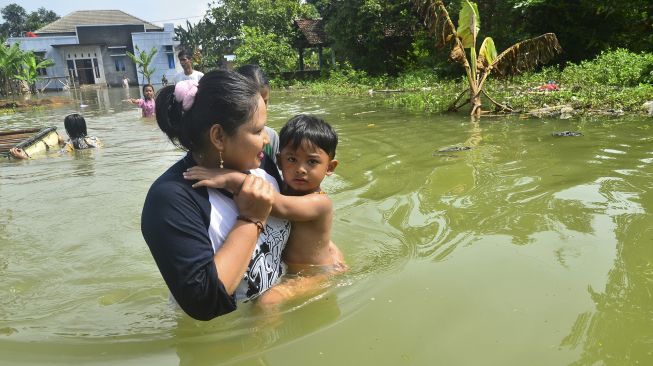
[161,74,169,87]
[236,64,279,164]
[174,50,204,84]
[122,74,130,88]
[127,84,156,118]
[9,113,102,159]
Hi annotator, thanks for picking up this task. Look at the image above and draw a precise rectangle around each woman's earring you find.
[219,152,224,169]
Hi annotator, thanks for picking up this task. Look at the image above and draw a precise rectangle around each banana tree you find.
[15,51,55,94]
[414,0,562,117]
[126,45,157,85]
[0,41,26,95]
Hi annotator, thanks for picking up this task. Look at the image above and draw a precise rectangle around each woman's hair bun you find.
[155,85,187,149]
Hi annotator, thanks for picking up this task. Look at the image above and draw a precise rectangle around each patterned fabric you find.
[63,136,101,151]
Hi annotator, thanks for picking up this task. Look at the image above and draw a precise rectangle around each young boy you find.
[184,114,345,276]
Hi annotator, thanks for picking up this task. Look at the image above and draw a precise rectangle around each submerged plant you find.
[414,0,562,117]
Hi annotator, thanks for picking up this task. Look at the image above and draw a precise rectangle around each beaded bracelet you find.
[236,215,265,234]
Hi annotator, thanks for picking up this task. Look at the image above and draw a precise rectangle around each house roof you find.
[294,19,329,47]
[36,10,162,34]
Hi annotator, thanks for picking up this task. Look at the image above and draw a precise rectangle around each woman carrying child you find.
[184,114,347,308]
[141,71,291,320]
[127,84,156,118]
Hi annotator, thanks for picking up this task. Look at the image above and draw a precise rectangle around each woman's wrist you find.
[236,215,265,234]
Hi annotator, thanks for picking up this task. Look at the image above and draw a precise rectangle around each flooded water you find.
[1,87,652,365]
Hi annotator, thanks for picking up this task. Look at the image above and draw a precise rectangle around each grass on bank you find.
[275,49,653,115]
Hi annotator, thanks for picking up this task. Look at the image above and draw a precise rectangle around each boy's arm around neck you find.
[271,192,332,222]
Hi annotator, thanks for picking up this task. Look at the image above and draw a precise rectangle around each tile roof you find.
[36,10,162,34]
[294,19,328,46]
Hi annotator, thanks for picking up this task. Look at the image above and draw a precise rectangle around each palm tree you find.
[414,0,562,117]
[15,51,55,94]
[126,45,157,85]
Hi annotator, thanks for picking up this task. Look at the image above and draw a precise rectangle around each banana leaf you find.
[477,37,497,71]
[457,0,479,49]
[491,33,562,78]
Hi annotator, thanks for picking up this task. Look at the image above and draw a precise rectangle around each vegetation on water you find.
[173,0,651,117]
[285,49,653,116]
[414,0,562,117]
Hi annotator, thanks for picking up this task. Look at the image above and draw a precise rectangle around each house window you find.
[167,54,175,69]
[114,57,126,72]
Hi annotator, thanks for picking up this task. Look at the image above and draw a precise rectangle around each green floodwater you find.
[1,87,652,366]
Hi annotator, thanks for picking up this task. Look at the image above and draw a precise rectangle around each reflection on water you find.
[1,87,652,365]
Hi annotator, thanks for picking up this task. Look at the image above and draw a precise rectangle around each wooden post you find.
[299,48,305,71]
[318,46,323,70]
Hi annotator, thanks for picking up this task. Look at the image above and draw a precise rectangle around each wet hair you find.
[236,64,269,91]
[154,70,260,151]
[64,113,88,139]
[279,115,338,159]
[177,49,192,60]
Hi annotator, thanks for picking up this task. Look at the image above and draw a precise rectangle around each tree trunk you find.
[469,86,482,118]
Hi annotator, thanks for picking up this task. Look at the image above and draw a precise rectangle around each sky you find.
[0,0,211,27]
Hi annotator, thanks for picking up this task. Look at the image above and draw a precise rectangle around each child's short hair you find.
[279,115,337,159]
[142,84,154,93]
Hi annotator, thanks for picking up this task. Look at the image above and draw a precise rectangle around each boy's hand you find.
[183,166,245,193]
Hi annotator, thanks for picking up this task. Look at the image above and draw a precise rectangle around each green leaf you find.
[478,37,497,65]
[456,0,480,49]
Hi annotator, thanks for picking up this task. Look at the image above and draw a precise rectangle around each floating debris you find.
[552,131,583,137]
[437,146,471,153]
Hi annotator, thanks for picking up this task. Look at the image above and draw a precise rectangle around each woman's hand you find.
[183,166,246,193]
[234,174,273,224]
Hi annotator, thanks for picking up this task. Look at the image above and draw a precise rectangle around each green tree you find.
[515,0,653,62]
[203,0,318,70]
[0,4,59,37]
[415,0,562,117]
[319,0,419,75]
[25,7,59,32]
[15,51,54,94]
[126,46,157,85]
[0,4,27,37]
[234,26,296,73]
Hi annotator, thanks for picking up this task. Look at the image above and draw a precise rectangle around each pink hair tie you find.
[174,80,198,112]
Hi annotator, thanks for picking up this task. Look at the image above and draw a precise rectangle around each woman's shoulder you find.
[248,167,281,192]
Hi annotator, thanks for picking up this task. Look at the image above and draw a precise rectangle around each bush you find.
[560,49,653,87]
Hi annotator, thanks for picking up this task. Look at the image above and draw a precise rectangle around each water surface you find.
[1,87,652,365]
